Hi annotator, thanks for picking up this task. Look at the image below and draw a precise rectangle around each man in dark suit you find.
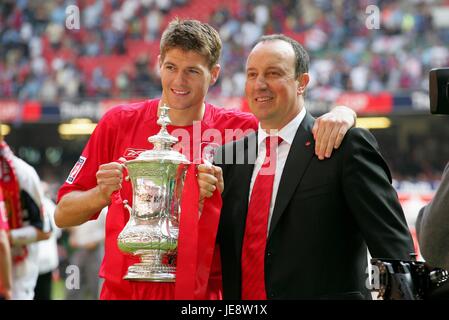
[198,34,415,300]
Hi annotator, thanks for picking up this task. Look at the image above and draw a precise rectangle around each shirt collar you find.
[257,106,306,148]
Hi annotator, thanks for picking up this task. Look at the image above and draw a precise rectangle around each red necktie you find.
[241,136,282,300]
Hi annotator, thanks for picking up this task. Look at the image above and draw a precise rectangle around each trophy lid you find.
[127,104,189,164]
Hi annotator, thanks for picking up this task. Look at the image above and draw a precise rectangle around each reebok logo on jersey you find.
[66,156,86,184]
[122,148,147,160]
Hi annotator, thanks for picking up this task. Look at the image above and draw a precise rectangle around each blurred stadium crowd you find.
[1,0,449,100]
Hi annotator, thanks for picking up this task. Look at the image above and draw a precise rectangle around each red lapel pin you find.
[305,141,311,147]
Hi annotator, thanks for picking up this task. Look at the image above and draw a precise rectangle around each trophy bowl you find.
[117,105,190,281]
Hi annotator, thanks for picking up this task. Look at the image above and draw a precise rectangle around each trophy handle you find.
[110,162,129,205]
[200,142,220,166]
[122,200,132,215]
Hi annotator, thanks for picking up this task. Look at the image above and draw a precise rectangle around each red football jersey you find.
[58,99,258,299]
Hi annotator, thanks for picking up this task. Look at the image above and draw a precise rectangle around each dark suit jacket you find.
[215,112,415,300]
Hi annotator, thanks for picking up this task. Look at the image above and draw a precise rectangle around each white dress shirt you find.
[249,107,306,236]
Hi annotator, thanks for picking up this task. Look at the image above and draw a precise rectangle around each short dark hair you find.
[160,18,222,69]
[255,34,309,77]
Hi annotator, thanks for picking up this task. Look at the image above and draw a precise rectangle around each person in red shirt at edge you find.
[54,19,357,300]
[0,185,13,300]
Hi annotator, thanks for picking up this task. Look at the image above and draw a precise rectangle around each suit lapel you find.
[267,112,315,240]
[232,132,257,258]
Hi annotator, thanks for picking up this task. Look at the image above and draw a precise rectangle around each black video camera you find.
[429,68,449,115]
[370,258,449,300]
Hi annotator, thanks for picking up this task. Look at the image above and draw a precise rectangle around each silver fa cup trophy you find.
[117,104,190,281]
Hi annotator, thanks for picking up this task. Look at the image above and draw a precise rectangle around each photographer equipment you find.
[429,68,449,115]
[371,258,449,300]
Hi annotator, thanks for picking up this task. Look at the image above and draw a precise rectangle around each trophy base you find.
[123,249,176,282]
[124,263,176,282]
